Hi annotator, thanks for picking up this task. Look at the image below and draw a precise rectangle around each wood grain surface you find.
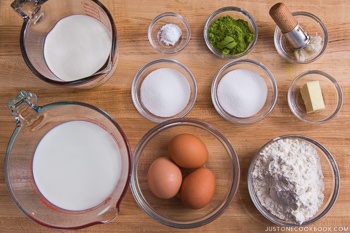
[1,0,349,232]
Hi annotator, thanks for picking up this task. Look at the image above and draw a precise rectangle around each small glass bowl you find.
[148,12,191,54]
[211,59,278,124]
[204,6,258,59]
[288,70,343,124]
[274,11,328,64]
[131,58,197,123]
[248,135,340,226]
[130,118,240,228]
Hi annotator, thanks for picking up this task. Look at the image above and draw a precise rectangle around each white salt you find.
[159,24,182,46]
[217,69,267,118]
[140,68,190,117]
[44,15,112,81]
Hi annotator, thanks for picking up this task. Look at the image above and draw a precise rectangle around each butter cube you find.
[300,81,326,113]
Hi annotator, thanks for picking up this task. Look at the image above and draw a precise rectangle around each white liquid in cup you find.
[44,15,112,81]
[33,121,121,211]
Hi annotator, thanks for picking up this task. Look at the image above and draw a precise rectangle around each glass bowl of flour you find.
[148,12,191,54]
[131,58,197,123]
[211,59,277,124]
[248,135,340,226]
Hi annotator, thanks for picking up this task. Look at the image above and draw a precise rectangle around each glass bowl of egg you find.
[248,135,340,226]
[148,12,191,54]
[211,59,278,124]
[288,70,343,124]
[204,6,258,59]
[130,118,240,228]
[131,58,197,123]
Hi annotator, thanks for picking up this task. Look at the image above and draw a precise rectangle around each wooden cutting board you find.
[0,0,349,232]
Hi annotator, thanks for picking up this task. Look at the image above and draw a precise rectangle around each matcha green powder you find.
[208,16,254,55]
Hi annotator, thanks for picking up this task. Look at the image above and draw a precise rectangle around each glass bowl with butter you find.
[288,70,343,124]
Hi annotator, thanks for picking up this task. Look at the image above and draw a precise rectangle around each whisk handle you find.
[269,2,298,33]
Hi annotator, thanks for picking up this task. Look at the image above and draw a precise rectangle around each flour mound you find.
[252,138,324,224]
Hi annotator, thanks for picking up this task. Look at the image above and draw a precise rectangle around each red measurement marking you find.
[81,0,101,21]
[39,197,57,211]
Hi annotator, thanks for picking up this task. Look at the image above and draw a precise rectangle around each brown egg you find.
[168,133,208,169]
[147,157,182,199]
[180,167,216,209]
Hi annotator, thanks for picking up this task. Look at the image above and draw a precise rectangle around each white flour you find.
[44,15,112,81]
[252,138,324,224]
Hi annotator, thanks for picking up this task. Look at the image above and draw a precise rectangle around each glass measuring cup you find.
[5,91,131,229]
[11,0,118,88]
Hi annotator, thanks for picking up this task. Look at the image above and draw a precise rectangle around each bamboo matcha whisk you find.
[269,2,322,62]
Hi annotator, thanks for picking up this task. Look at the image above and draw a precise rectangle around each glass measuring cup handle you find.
[8,90,40,126]
[11,0,48,20]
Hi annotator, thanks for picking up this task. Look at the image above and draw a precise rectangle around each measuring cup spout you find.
[11,0,48,20]
[97,206,119,224]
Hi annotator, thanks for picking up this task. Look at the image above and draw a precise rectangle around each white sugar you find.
[217,69,267,118]
[140,68,190,117]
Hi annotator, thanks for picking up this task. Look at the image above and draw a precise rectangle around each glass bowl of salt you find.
[211,59,278,124]
[148,12,191,54]
[131,58,197,123]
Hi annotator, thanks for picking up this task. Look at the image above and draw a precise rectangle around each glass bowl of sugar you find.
[248,135,340,226]
[148,12,191,54]
[131,58,197,123]
[211,59,278,124]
